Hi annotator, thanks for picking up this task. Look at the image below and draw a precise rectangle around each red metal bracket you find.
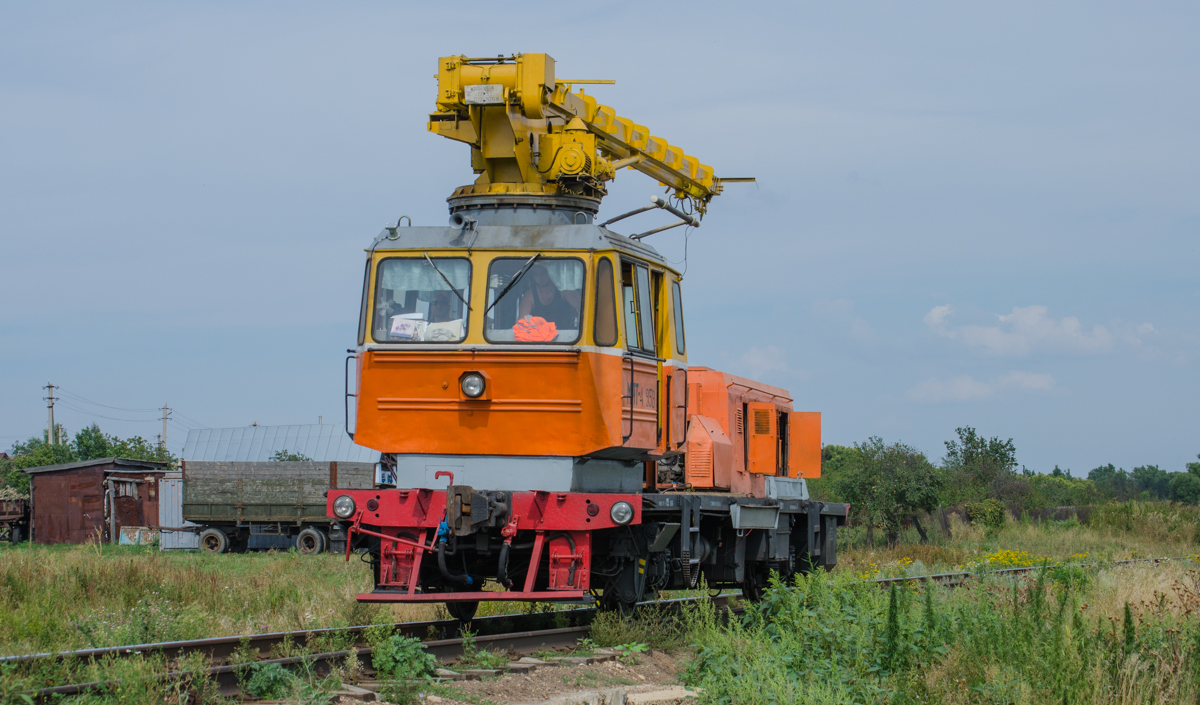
[345,511,438,562]
[357,590,587,603]
[501,514,520,543]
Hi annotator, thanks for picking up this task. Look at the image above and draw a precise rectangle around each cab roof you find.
[367,224,672,270]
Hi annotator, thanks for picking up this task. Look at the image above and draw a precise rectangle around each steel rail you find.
[869,556,1181,588]
[15,558,1182,701]
[1,606,596,667]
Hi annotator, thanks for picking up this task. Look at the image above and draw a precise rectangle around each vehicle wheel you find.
[199,528,230,554]
[11,525,22,544]
[296,527,326,555]
[445,600,479,622]
[741,566,766,603]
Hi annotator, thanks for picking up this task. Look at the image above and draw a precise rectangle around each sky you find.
[1,2,1196,473]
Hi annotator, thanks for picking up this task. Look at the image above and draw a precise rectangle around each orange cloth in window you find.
[513,315,558,342]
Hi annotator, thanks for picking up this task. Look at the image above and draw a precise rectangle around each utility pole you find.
[44,382,57,445]
[160,404,171,452]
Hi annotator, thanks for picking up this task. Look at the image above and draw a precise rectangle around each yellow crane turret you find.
[428,53,721,216]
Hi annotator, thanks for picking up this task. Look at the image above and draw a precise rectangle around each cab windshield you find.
[485,257,584,343]
[372,257,470,343]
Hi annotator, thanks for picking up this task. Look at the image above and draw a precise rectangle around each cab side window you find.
[671,279,686,354]
[594,258,618,346]
[621,261,657,354]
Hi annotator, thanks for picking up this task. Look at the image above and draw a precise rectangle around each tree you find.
[0,431,76,494]
[807,444,860,502]
[1088,464,1131,501]
[943,427,1017,473]
[1169,473,1200,505]
[1130,465,1171,500]
[1050,465,1072,479]
[1027,474,1100,508]
[1187,454,1200,476]
[1,424,176,494]
[836,437,945,547]
[941,427,1018,505]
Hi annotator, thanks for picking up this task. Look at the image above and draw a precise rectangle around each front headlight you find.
[610,501,634,525]
[332,494,356,519]
[461,372,485,398]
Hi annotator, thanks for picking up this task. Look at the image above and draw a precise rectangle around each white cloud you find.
[923,304,953,329]
[735,345,791,380]
[1137,323,1156,335]
[924,304,1113,356]
[907,370,1056,403]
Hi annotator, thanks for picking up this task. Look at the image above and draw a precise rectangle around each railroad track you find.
[870,556,1181,588]
[8,557,1183,701]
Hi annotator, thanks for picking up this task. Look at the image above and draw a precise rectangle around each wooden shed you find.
[23,458,167,545]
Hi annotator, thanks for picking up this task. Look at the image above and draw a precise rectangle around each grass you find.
[3,501,1198,701]
[0,650,231,705]
[682,561,1200,704]
[836,503,1200,580]
[0,542,437,657]
[678,501,1200,704]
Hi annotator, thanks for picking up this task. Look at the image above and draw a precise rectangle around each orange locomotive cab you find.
[328,54,848,616]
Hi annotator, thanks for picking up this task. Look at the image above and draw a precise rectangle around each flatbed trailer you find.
[182,460,375,553]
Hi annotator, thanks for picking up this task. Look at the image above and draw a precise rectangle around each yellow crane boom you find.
[428,53,722,215]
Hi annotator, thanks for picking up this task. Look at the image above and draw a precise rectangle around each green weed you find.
[681,563,1200,704]
[456,629,508,670]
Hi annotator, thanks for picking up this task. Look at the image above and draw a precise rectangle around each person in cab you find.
[519,264,580,329]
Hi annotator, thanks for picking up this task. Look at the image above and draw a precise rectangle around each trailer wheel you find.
[199,528,230,554]
[296,527,326,555]
[9,525,21,544]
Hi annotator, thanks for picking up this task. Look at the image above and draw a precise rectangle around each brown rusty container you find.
[23,458,167,545]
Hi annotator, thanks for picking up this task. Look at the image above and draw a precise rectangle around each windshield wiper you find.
[485,253,541,315]
[423,253,472,311]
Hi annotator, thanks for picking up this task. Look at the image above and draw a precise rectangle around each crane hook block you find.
[428,53,720,215]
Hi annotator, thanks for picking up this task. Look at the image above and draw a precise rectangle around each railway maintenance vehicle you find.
[329,53,848,618]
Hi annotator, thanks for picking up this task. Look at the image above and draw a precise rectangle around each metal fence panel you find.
[159,478,199,550]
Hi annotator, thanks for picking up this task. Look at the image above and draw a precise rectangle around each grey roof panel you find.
[182,425,380,463]
[369,225,670,267]
[22,457,167,474]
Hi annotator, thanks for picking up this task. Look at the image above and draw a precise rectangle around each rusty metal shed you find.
[23,458,167,545]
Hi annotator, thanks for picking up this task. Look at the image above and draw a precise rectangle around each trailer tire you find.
[10,525,21,544]
[199,528,230,554]
[296,527,326,555]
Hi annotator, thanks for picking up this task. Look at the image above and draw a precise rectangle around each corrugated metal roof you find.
[181,425,381,463]
[22,457,167,475]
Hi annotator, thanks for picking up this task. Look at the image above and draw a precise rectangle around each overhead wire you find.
[56,387,158,413]
[54,401,161,424]
[172,411,211,429]
[56,385,212,429]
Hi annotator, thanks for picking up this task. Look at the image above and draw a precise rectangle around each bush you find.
[964,499,1007,531]
[371,633,437,680]
[246,662,296,700]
